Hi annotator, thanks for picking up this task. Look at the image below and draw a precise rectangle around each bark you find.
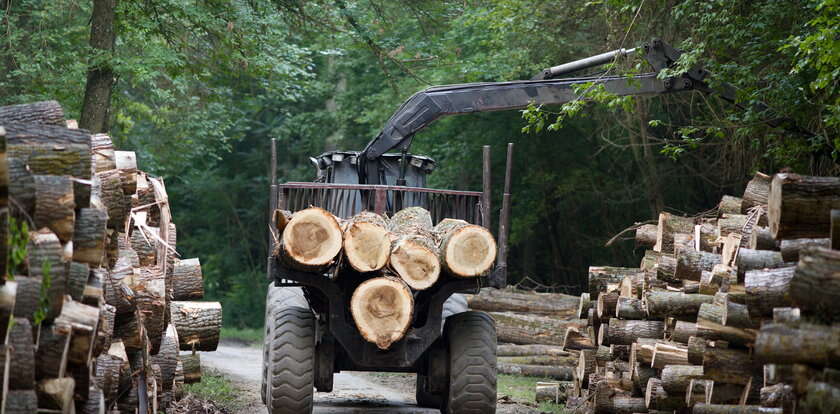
[753,322,840,368]
[8,318,35,390]
[81,384,105,414]
[562,327,595,351]
[535,381,573,403]
[742,172,771,213]
[497,363,573,380]
[660,364,704,394]
[12,276,41,322]
[686,379,712,407]
[670,320,697,344]
[36,322,71,380]
[171,301,222,352]
[490,311,585,346]
[769,173,840,239]
[716,214,748,241]
[749,226,779,251]
[780,237,829,262]
[646,377,685,410]
[496,344,569,357]
[587,266,641,299]
[607,319,665,345]
[697,303,725,324]
[342,211,391,273]
[80,0,117,133]
[129,228,157,266]
[172,257,204,300]
[618,272,644,299]
[499,355,577,366]
[759,383,794,411]
[55,298,100,365]
[27,231,66,321]
[615,296,645,320]
[655,253,678,282]
[467,288,578,317]
[94,303,116,357]
[32,175,75,242]
[800,381,840,414]
[0,281,15,338]
[687,336,707,365]
[91,133,116,173]
[435,218,496,278]
[744,266,795,317]
[577,292,591,319]
[695,318,756,347]
[95,169,130,229]
[596,290,619,320]
[721,295,756,329]
[790,246,840,321]
[67,261,89,303]
[692,404,782,414]
[629,338,661,367]
[702,347,756,385]
[674,232,695,254]
[735,248,786,279]
[696,220,719,252]
[151,324,179,392]
[0,208,6,282]
[644,291,714,320]
[719,195,742,214]
[5,123,91,211]
[655,212,695,254]
[36,377,75,412]
[278,207,344,272]
[675,249,722,281]
[3,390,38,414]
[272,209,293,237]
[181,353,201,384]
[592,381,645,413]
[577,349,596,386]
[651,342,690,368]
[0,101,65,125]
[114,311,143,351]
[635,224,657,248]
[94,354,121,404]
[104,259,134,314]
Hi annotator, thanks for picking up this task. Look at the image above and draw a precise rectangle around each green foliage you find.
[7,217,29,277]
[497,374,565,413]
[183,369,245,412]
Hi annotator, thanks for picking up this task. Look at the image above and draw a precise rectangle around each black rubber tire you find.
[262,285,307,403]
[415,374,442,408]
[443,311,497,414]
[266,306,316,414]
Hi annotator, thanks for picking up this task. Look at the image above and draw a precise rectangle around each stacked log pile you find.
[559,172,840,413]
[0,101,220,413]
[272,206,497,350]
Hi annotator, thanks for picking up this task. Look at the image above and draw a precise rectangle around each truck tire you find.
[266,305,316,414]
[261,285,308,404]
[443,311,497,414]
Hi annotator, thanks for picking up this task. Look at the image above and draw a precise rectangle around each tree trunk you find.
[694,318,757,347]
[748,226,778,251]
[692,404,782,414]
[467,288,578,317]
[660,364,704,394]
[32,174,75,242]
[171,301,222,352]
[172,258,204,300]
[80,0,117,133]
[790,246,840,321]
[651,342,689,368]
[490,311,585,346]
[744,266,795,317]
[675,249,722,281]
[497,363,573,380]
[499,354,577,366]
[342,211,391,273]
[753,322,840,367]
[36,377,75,412]
[278,207,344,272]
[629,338,661,367]
[607,319,665,345]
[644,291,714,320]
[5,123,91,211]
[496,344,570,357]
[646,377,685,410]
[8,317,35,390]
[35,323,71,380]
[635,224,657,248]
[435,218,496,278]
[0,101,65,125]
[655,212,695,254]
[780,237,829,262]
[769,173,840,239]
[387,207,440,288]
[134,269,166,354]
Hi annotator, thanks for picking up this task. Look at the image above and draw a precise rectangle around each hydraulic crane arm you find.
[360,39,710,163]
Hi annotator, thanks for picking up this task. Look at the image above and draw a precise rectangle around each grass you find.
[497,374,567,414]
[219,326,263,345]
[183,369,246,412]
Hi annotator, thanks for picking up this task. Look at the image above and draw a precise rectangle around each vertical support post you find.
[493,143,514,288]
[482,145,492,229]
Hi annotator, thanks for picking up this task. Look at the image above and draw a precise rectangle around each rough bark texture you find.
[754,322,840,367]
[592,381,645,413]
[8,318,35,390]
[790,246,840,321]
[735,248,786,280]
[435,218,496,277]
[95,169,129,229]
[67,261,90,302]
[133,273,166,353]
[535,381,573,403]
[497,363,573,380]
[588,266,641,299]
[32,174,75,242]
[4,389,38,414]
[496,344,570,357]
[596,291,619,320]
[749,226,778,251]
[0,101,65,125]
[607,318,665,345]
[91,133,115,172]
[742,172,771,213]
[719,195,743,214]
[181,353,201,384]
[695,318,757,347]
[702,347,756,385]
[655,212,695,254]
[12,275,41,322]
[644,291,714,320]
[80,0,117,133]
[660,364,704,394]
[36,323,72,380]
[692,404,782,414]
[467,287,578,317]
[171,301,222,352]
[615,296,646,320]
[151,324,179,392]
[36,377,75,412]
[563,327,596,351]
[55,298,100,365]
[172,257,204,300]
[780,237,830,262]
[26,229,66,320]
[769,173,840,239]
[744,266,795,317]
[670,320,698,344]
[646,377,685,410]
[491,311,586,346]
[651,342,690,368]
[129,228,157,266]
[675,249,722,281]
[635,224,657,248]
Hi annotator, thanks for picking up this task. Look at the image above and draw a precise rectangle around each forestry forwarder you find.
[262,39,738,414]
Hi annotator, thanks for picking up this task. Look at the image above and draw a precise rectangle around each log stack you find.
[560,172,840,413]
[0,100,220,413]
[272,205,498,350]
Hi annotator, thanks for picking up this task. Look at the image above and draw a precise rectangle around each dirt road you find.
[202,342,543,414]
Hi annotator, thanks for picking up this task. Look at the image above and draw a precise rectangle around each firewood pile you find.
[549,172,840,414]
[272,206,497,350]
[0,101,221,413]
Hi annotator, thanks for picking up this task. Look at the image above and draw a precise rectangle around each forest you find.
[1,0,837,330]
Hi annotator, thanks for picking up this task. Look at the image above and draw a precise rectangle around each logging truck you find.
[262,39,740,414]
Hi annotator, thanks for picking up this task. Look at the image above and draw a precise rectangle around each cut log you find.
[702,347,756,385]
[490,311,585,346]
[607,319,665,345]
[670,320,697,344]
[577,349,596,387]
[696,221,718,252]
[759,383,794,411]
[151,324,179,392]
[467,288,578,317]
[32,175,75,242]
[171,301,222,352]
[577,292,591,319]
[720,295,755,329]
[748,226,778,251]
[83,265,105,306]
[592,381,645,413]
[55,298,100,365]
[615,296,645,320]
[780,237,830,262]
[687,336,707,365]
[769,173,840,239]
[675,249,722,281]
[635,224,657,248]
[753,322,840,368]
[35,322,71,380]
[172,257,204,301]
[497,363,573,380]
[91,133,116,173]
[674,232,695,254]
[661,365,704,394]
[646,377,685,410]
[26,228,65,320]
[129,228,157,266]
[0,281,15,338]
[655,212,695,254]
[496,344,569,357]
[499,354,577,366]
[36,377,74,413]
[67,261,89,302]
[744,266,795,317]
[790,246,840,321]
[535,381,573,403]
[5,123,91,211]
[651,342,689,368]
[618,272,644,299]
[342,211,391,273]
[12,275,41,322]
[8,317,35,390]
[697,303,724,324]
[0,101,65,124]
[629,338,662,367]
[596,290,619,320]
[104,260,134,313]
[695,318,756,347]
[95,169,130,229]
[719,195,742,214]
[588,266,641,299]
[596,324,608,346]
[181,353,201,384]
[655,253,678,282]
[692,404,782,414]
[114,151,137,194]
[716,214,748,242]
[686,379,712,407]
[741,172,771,213]
[563,327,595,351]
[435,218,496,278]
[644,291,714,320]
[772,307,800,325]
[350,277,413,350]
[4,389,38,414]
[387,208,440,288]
[735,249,786,281]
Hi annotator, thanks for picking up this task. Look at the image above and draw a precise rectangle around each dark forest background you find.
[2,0,837,328]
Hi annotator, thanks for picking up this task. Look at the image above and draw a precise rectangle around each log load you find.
[134,269,166,353]
[467,288,578,317]
[5,123,91,210]
[0,100,65,125]
[388,207,440,289]
[655,212,695,254]
[32,174,75,242]
[172,258,204,300]
[769,173,840,239]
[741,171,771,213]
[350,277,413,350]
[342,211,391,273]
[592,381,646,413]
[434,218,496,278]
[490,312,586,346]
[171,301,222,352]
[790,247,840,321]
[277,207,343,272]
